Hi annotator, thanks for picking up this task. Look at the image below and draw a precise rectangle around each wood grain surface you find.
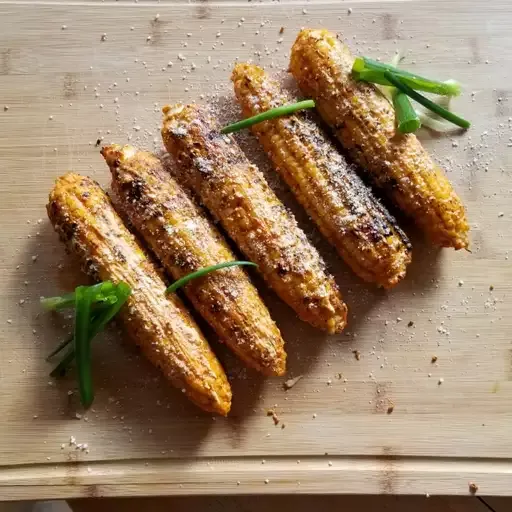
[1,0,512,500]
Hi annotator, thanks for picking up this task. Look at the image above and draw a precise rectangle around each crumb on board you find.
[353,349,361,361]
[431,355,438,363]
[469,481,478,494]
[283,375,303,390]
[266,409,280,426]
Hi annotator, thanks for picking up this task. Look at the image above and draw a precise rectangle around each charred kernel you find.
[232,63,411,288]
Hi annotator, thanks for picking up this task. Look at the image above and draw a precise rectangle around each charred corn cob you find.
[102,144,286,376]
[161,104,347,334]
[232,63,412,288]
[47,173,231,415]
[289,29,469,250]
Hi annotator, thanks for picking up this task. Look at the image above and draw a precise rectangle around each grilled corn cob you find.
[102,144,286,375]
[289,29,469,250]
[161,104,347,334]
[232,63,412,288]
[47,173,231,415]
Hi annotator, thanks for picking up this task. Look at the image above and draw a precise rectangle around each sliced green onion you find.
[353,57,461,96]
[41,281,116,311]
[392,89,421,133]
[221,100,315,134]
[371,52,403,103]
[166,261,257,294]
[383,71,470,129]
[48,282,131,378]
[88,282,131,339]
[74,286,94,407]
[40,291,77,311]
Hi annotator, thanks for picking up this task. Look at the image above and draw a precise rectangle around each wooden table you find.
[1,0,512,501]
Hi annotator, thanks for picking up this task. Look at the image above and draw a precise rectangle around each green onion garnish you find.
[353,57,461,97]
[45,281,132,406]
[166,261,257,294]
[88,282,131,339]
[40,291,77,311]
[74,286,94,407]
[221,100,315,134]
[392,89,421,134]
[383,71,470,130]
[41,281,116,311]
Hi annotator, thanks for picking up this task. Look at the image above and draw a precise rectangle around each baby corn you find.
[103,144,286,376]
[290,29,469,250]
[162,104,347,334]
[232,63,412,288]
[47,173,231,415]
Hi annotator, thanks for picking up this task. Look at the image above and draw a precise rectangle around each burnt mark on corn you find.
[60,219,79,243]
[276,264,288,277]
[125,178,145,203]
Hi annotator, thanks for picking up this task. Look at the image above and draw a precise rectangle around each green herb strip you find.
[166,261,257,294]
[353,57,461,97]
[74,286,94,407]
[221,100,315,134]
[392,90,421,134]
[383,71,470,129]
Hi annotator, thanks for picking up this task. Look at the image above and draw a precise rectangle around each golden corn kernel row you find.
[231,62,412,288]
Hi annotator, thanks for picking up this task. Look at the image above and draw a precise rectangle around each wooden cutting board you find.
[1,0,512,500]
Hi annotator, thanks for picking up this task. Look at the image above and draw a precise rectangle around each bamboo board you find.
[1,0,512,500]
